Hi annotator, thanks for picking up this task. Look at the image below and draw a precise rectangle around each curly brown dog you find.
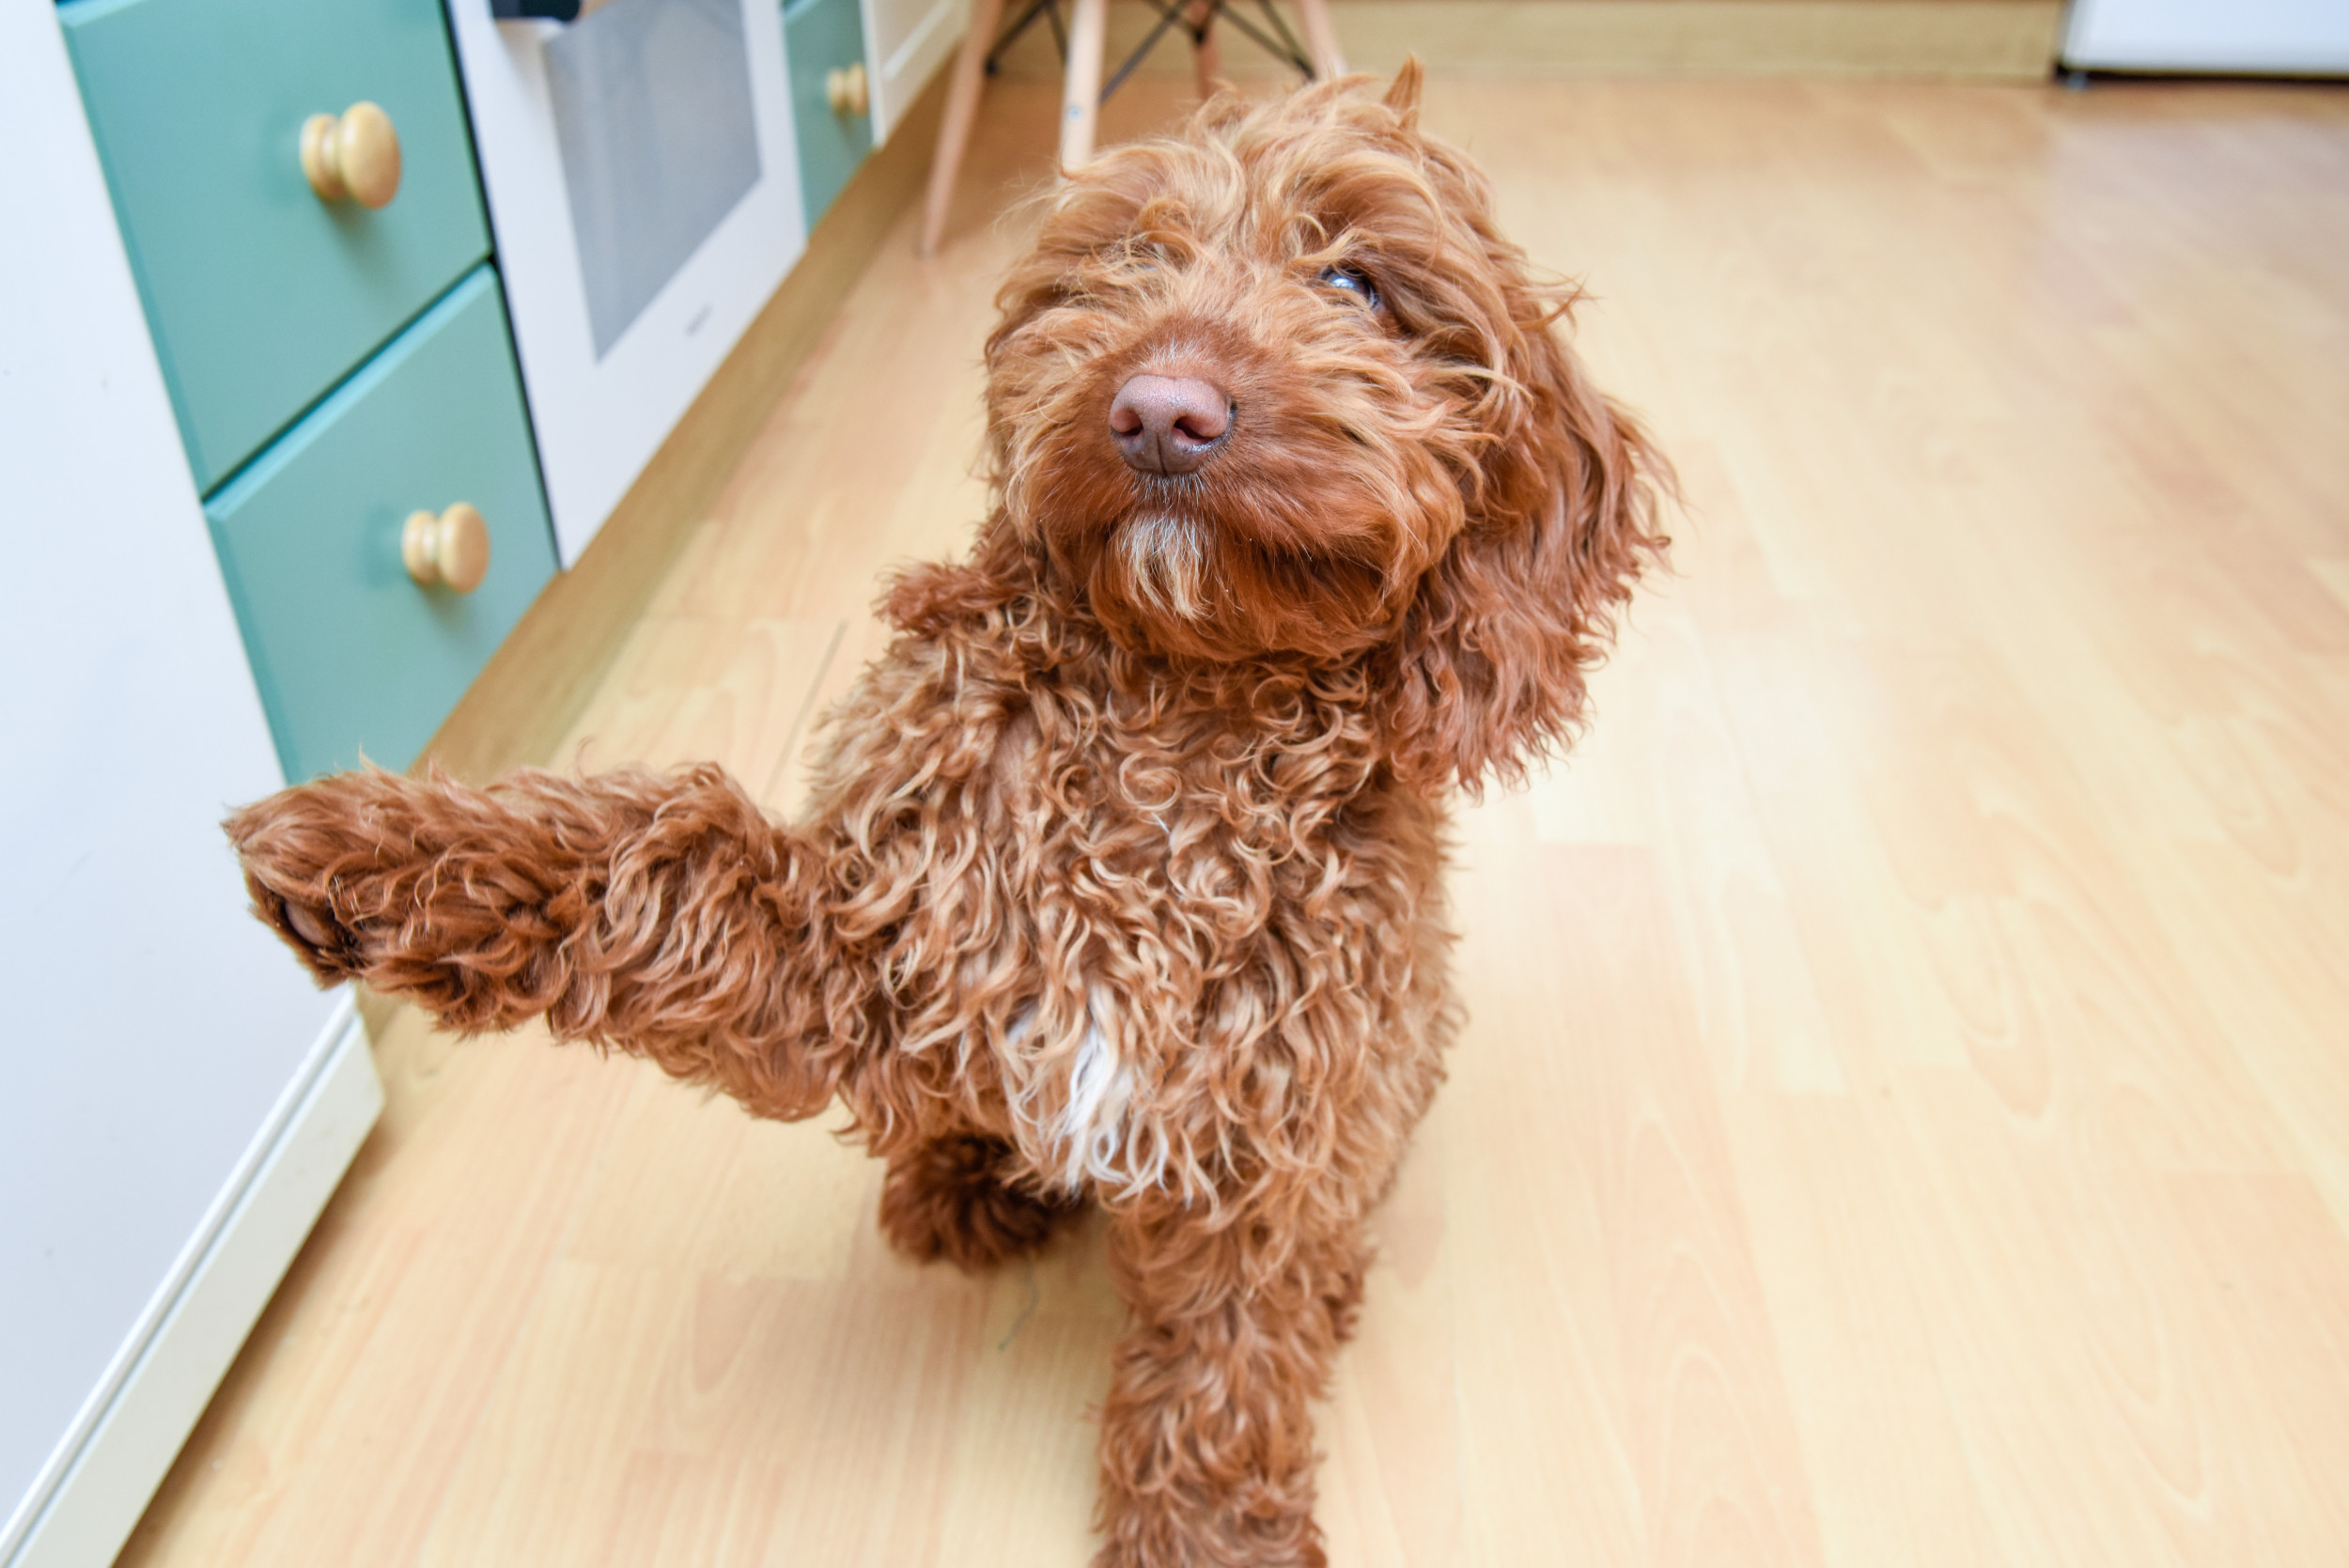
[227,64,1665,1568]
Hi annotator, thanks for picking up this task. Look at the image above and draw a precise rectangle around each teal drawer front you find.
[207,268,556,783]
[785,0,874,231]
[63,0,490,493]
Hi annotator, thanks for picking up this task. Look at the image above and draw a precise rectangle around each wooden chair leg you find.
[1059,0,1109,170]
[1188,0,1221,96]
[1292,0,1346,78]
[918,0,1007,258]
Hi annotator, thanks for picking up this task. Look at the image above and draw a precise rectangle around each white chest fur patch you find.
[1006,993,1169,1195]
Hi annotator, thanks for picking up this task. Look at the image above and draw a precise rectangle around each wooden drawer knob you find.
[826,62,868,118]
[402,503,490,593]
[302,102,402,210]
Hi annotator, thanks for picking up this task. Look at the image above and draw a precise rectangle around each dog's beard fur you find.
[1115,512,1213,623]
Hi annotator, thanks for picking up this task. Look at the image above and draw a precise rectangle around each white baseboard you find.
[2,997,381,1568]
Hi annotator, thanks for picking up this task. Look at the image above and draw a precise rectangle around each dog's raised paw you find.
[221,773,408,984]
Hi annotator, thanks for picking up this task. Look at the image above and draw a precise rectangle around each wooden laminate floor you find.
[123,74,2349,1567]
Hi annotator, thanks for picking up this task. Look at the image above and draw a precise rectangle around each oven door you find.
[449,0,807,562]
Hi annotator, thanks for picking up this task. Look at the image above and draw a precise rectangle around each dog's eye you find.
[1317,265,1380,312]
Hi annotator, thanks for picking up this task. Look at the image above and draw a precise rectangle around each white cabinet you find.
[2064,0,2349,72]
[1,13,381,1568]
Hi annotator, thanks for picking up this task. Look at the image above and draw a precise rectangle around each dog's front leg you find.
[226,765,850,1120]
[1095,1203,1369,1568]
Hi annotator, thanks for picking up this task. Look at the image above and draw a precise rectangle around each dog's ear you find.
[1377,304,1669,797]
[1382,59,1424,126]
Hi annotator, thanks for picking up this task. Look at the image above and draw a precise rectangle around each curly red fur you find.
[878,1133,1080,1267]
[226,64,1666,1568]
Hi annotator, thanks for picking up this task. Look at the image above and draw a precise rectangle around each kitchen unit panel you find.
[62,0,491,492]
[206,268,557,782]
[786,0,878,230]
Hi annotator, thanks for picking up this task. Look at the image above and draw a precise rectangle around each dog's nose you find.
[1109,375,1232,475]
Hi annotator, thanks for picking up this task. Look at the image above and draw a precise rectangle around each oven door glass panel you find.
[546,0,763,356]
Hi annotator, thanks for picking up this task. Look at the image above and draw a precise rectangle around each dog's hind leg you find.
[878,1132,1081,1270]
[225,764,857,1124]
